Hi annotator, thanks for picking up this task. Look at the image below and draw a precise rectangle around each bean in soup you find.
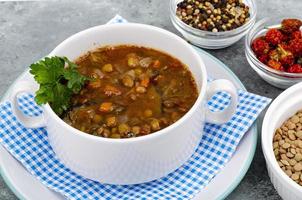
[62,45,198,138]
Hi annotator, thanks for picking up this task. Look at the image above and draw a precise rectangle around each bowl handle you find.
[205,79,238,124]
[9,81,46,128]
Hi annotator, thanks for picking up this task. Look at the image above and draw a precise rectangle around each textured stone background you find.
[0,0,300,199]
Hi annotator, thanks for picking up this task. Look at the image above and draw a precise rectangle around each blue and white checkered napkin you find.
[0,15,271,200]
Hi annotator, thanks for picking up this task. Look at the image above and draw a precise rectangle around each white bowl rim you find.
[262,82,302,192]
[45,23,208,144]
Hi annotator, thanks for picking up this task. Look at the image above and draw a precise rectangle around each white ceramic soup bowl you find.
[9,23,238,185]
[262,82,302,200]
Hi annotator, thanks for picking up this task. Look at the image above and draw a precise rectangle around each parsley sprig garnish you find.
[29,56,89,115]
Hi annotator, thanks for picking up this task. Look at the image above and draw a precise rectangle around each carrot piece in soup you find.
[99,102,113,113]
[140,77,150,88]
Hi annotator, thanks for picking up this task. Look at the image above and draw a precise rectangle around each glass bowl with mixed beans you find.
[62,45,198,139]
[170,0,257,49]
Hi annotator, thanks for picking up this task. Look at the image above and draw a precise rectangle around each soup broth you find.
[63,45,198,138]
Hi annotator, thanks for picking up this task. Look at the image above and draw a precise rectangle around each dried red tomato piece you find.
[287,64,302,73]
[291,31,302,40]
[257,54,269,64]
[288,39,302,57]
[267,59,283,70]
[281,19,302,34]
[265,29,284,46]
[252,37,270,56]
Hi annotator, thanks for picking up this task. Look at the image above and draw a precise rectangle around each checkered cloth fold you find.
[0,15,271,200]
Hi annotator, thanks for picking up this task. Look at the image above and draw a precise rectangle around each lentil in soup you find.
[63,45,198,138]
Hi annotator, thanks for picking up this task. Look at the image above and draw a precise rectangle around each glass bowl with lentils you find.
[170,0,257,49]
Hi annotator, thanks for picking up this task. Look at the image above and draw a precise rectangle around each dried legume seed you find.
[288,130,296,140]
[294,163,302,172]
[283,143,291,149]
[287,152,294,158]
[292,116,300,123]
[291,148,297,155]
[274,134,282,141]
[287,122,296,130]
[286,170,293,176]
[290,159,297,166]
[281,160,290,166]
[278,161,284,167]
[279,148,286,154]
[281,154,288,161]
[274,149,279,156]
[292,173,300,180]
[296,153,302,161]
[296,131,302,139]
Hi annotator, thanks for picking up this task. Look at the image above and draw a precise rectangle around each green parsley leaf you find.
[63,67,87,93]
[29,56,88,115]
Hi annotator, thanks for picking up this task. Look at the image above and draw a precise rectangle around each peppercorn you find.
[176,0,250,32]
[207,24,214,30]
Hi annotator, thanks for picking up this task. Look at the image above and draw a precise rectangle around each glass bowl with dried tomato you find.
[245,17,302,89]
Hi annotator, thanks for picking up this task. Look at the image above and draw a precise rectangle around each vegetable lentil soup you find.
[62,45,198,138]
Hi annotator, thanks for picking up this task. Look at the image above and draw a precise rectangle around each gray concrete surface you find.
[0,0,301,199]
